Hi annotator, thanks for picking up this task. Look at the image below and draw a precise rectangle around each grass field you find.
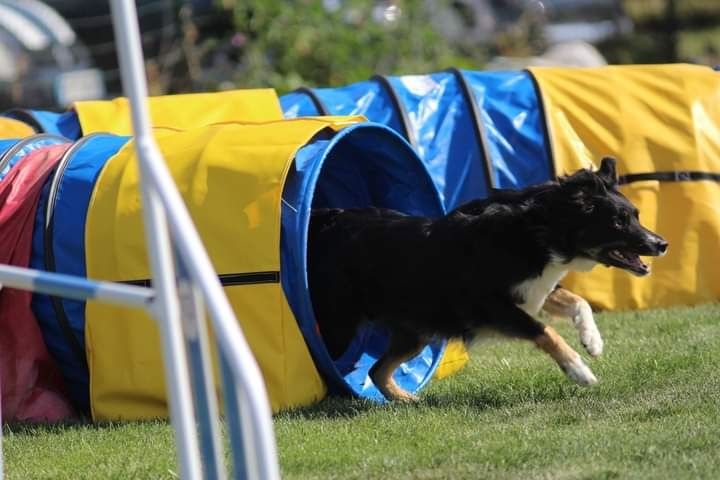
[4,303,720,479]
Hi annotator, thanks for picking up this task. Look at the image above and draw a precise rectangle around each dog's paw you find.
[579,324,604,357]
[562,356,598,386]
[379,385,419,403]
[392,391,419,403]
[371,374,420,403]
[573,300,603,357]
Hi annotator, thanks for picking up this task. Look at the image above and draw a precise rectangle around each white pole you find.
[134,132,280,480]
[109,1,202,479]
[108,1,279,479]
[0,264,153,308]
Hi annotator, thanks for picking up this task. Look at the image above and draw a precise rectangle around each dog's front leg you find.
[543,287,603,357]
[486,300,598,386]
[369,328,424,402]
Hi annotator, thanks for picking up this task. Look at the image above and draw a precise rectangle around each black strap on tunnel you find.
[3,109,43,133]
[43,135,102,373]
[524,69,557,179]
[619,171,720,185]
[121,271,280,288]
[370,74,418,150]
[292,86,330,116]
[446,67,497,191]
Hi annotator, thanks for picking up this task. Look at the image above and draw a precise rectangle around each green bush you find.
[226,0,485,93]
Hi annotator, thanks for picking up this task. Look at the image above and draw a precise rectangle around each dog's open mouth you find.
[600,249,650,276]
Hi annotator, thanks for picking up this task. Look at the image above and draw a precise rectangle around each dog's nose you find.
[656,239,668,255]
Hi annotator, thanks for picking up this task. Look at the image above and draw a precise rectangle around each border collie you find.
[308,157,668,401]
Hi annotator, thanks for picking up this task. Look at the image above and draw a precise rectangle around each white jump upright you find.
[0,0,280,478]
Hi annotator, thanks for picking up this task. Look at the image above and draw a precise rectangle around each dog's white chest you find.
[512,263,569,315]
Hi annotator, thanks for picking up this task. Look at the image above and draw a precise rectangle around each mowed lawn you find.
[4,304,720,479]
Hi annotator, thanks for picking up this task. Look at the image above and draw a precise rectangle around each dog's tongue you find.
[626,252,650,276]
[608,249,650,276]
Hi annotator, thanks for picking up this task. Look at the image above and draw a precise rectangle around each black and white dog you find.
[308,157,668,401]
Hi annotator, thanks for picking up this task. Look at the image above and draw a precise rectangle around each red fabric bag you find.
[0,144,75,422]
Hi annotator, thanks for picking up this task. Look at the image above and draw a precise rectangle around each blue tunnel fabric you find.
[280,69,553,208]
[460,70,553,189]
[385,72,491,208]
[0,139,19,157]
[280,123,446,400]
[30,134,130,412]
[2,110,80,139]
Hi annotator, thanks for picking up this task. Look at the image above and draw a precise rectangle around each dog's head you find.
[549,157,668,276]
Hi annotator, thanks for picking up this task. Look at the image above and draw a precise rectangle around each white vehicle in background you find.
[0,0,105,110]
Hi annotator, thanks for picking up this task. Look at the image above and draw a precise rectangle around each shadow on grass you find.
[422,380,583,410]
[277,396,379,420]
[3,417,169,436]
[278,377,586,421]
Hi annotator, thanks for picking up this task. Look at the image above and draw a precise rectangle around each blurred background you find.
[1,0,718,111]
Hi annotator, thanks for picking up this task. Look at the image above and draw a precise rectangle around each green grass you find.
[5,304,720,479]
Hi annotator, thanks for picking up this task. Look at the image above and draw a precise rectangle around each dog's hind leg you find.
[369,329,425,402]
[543,287,603,357]
[487,301,598,386]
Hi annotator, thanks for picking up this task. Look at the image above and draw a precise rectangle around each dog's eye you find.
[581,204,594,214]
[613,215,628,229]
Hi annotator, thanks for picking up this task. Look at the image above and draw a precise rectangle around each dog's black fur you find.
[308,157,667,399]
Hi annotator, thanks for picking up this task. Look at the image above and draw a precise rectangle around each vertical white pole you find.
[109,1,202,479]
[176,258,226,480]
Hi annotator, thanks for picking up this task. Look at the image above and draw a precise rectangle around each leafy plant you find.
[220,0,485,93]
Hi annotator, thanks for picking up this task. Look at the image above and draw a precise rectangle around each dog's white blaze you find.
[514,263,570,315]
[565,257,598,272]
[513,257,598,315]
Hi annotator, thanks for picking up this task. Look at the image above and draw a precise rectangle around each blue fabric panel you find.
[312,81,405,135]
[462,70,552,189]
[387,72,489,209]
[0,139,18,156]
[280,69,554,209]
[2,109,81,139]
[56,111,82,140]
[29,110,65,135]
[0,136,68,180]
[30,134,130,412]
[281,123,445,401]
[280,92,321,117]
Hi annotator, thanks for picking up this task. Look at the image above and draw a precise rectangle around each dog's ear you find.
[597,156,618,188]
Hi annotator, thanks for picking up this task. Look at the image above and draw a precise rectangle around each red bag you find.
[0,144,75,422]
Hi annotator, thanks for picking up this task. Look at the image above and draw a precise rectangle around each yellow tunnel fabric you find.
[85,117,362,420]
[433,339,470,379]
[0,117,35,138]
[74,89,283,136]
[530,64,720,310]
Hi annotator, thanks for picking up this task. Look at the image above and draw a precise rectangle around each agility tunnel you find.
[1,106,449,420]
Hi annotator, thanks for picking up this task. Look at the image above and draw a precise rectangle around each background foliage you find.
[183,0,720,95]
[206,0,488,93]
